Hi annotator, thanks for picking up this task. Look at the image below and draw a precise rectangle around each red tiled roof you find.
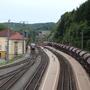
[0,29,15,37]
[0,29,24,40]
[10,32,24,40]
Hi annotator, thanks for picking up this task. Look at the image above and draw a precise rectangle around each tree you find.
[0,23,7,30]
[51,0,90,51]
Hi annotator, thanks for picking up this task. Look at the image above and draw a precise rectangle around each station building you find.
[0,29,26,60]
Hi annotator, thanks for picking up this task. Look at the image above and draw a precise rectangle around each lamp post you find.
[21,21,29,54]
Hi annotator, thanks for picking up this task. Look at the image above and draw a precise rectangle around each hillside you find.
[0,22,56,42]
[3,22,56,32]
[50,0,90,51]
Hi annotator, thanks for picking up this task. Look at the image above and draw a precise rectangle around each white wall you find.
[0,37,7,51]
[9,40,26,55]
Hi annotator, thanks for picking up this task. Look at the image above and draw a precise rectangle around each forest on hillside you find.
[0,22,55,42]
[2,22,55,32]
[50,0,90,51]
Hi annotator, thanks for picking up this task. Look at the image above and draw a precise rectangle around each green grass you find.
[0,60,6,66]
[0,54,24,66]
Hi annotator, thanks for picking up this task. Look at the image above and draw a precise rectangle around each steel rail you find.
[46,47,77,90]
[0,61,29,80]
[24,48,49,90]
[0,60,34,90]
[0,57,31,69]
[0,48,39,90]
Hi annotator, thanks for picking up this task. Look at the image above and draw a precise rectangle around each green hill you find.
[0,22,56,42]
[3,22,55,32]
[50,0,90,51]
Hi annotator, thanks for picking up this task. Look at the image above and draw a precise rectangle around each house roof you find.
[10,32,24,40]
[0,29,24,40]
[0,29,15,37]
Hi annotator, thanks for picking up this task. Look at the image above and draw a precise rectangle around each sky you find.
[0,0,87,24]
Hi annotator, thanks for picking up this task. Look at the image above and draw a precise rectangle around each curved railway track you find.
[0,47,49,90]
[0,55,35,90]
[0,47,39,90]
[46,47,77,90]
[24,48,49,90]
[0,55,31,70]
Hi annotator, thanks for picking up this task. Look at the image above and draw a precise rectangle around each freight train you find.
[45,42,90,75]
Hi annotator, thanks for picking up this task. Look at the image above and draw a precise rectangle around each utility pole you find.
[69,32,71,46]
[22,21,25,54]
[6,20,10,62]
[81,31,83,49]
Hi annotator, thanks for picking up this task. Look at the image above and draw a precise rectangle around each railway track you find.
[46,47,77,90]
[0,56,35,90]
[0,47,39,90]
[24,48,49,90]
[0,55,31,70]
[0,47,49,90]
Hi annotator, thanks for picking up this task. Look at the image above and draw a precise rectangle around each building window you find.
[0,45,2,50]
[0,53,1,58]
[14,41,18,56]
